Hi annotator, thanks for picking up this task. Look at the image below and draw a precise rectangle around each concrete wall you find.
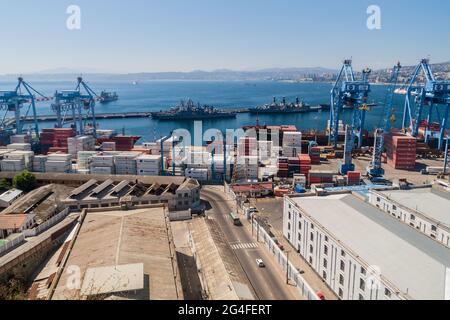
[0,220,76,284]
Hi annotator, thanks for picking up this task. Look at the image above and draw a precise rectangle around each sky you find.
[0,0,449,74]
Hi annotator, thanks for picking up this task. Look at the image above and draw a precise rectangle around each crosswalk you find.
[230,242,259,250]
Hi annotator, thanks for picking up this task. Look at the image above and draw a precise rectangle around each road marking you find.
[230,242,259,250]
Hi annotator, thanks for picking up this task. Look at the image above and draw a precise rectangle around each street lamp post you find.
[286,250,290,285]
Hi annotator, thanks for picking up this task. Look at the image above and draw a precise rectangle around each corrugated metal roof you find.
[0,189,23,203]
[379,187,450,228]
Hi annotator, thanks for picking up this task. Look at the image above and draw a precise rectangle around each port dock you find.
[5,108,250,125]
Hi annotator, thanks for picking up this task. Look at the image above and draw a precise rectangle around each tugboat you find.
[99,91,119,103]
[151,99,237,120]
[249,97,311,114]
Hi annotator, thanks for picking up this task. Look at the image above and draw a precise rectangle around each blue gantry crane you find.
[51,77,99,137]
[0,77,49,137]
[329,59,371,149]
[402,58,450,150]
[367,62,402,178]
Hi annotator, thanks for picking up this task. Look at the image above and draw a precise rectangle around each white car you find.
[256,259,265,268]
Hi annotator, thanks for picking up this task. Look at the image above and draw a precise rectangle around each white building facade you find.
[283,196,402,300]
[283,194,450,300]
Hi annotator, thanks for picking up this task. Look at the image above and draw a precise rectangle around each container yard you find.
[0,58,447,197]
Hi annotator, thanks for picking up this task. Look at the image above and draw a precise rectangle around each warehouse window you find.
[324,235,328,242]
[360,279,366,291]
[324,245,328,256]
[309,257,313,264]
[311,224,314,229]
[431,225,437,232]
[410,214,415,220]
[338,289,343,299]
[298,233,301,241]
[322,271,327,280]
[339,274,344,285]
[340,260,345,271]
[288,212,291,219]
[323,258,328,268]
[288,223,291,231]
[392,205,397,211]
[309,245,313,254]
[310,233,314,241]
[376,197,380,202]
[341,250,346,257]
[361,267,366,276]
[298,221,302,230]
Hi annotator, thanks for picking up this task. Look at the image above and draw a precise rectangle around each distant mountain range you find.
[0,67,337,82]
[0,62,449,82]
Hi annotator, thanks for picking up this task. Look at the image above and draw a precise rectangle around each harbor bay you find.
[2,80,411,142]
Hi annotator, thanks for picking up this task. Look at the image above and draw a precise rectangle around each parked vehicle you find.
[316,292,326,300]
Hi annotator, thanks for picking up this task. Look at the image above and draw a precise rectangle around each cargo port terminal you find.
[0,58,449,302]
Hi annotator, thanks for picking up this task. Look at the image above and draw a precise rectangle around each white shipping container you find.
[7,143,32,151]
[90,166,114,175]
[47,153,72,161]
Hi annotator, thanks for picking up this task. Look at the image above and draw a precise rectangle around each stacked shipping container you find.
[309,170,334,185]
[385,132,416,170]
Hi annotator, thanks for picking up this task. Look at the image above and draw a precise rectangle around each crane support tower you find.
[0,77,49,137]
[367,62,402,178]
[402,58,450,150]
[329,59,372,148]
[51,77,99,137]
[339,125,355,174]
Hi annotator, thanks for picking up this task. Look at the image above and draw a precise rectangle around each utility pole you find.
[286,250,290,285]
[256,217,260,242]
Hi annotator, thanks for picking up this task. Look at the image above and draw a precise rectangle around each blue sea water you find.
[0,80,422,142]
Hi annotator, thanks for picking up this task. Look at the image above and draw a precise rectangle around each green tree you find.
[0,178,11,193]
[12,170,37,192]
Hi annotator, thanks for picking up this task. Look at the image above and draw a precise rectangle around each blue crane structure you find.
[329,59,372,149]
[0,77,49,137]
[402,58,450,150]
[367,62,402,178]
[51,77,99,137]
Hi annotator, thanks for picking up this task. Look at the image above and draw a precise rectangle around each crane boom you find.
[402,58,450,150]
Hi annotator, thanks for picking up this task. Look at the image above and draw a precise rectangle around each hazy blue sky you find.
[1,0,449,73]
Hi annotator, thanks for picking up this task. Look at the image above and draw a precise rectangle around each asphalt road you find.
[201,187,300,300]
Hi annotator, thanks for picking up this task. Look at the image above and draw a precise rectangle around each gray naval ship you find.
[150,99,237,120]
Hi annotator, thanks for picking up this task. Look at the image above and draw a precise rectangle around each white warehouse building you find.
[369,186,450,248]
[283,193,450,300]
